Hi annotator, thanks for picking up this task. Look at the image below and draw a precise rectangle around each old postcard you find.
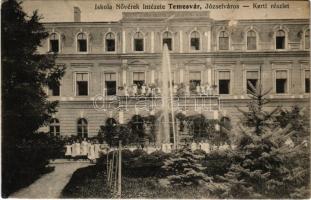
[2,0,310,199]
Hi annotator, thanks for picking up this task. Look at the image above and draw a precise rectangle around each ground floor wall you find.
[42,97,310,138]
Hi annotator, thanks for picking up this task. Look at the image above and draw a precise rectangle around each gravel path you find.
[10,160,93,198]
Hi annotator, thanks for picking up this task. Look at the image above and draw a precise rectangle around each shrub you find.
[161,148,212,186]
[97,149,169,178]
[202,151,233,178]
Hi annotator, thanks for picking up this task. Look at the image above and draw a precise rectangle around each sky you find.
[21,0,310,22]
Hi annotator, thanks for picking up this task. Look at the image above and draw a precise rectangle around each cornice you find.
[53,51,310,61]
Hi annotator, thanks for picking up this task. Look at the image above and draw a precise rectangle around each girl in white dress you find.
[74,139,81,160]
[64,142,72,160]
[88,141,96,163]
[81,138,88,159]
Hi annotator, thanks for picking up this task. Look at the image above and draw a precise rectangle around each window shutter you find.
[219,71,230,80]
[76,73,83,81]
[247,37,256,50]
[246,71,258,79]
[133,72,145,81]
[105,73,116,81]
[276,70,287,79]
[189,72,201,80]
[306,70,310,79]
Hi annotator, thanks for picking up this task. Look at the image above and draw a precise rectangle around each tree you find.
[2,0,65,196]
[2,0,65,142]
[161,147,212,186]
[208,82,310,198]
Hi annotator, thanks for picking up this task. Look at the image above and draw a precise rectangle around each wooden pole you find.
[106,152,109,181]
[109,152,115,189]
[117,140,122,198]
[108,159,112,187]
[114,151,118,194]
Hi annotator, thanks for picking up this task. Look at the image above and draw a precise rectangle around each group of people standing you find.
[64,138,105,163]
[119,83,216,97]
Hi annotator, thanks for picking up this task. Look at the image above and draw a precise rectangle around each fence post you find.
[117,140,122,198]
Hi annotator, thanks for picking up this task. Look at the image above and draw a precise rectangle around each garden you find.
[61,84,310,199]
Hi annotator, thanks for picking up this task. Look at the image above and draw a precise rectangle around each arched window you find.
[276,30,285,49]
[49,118,60,136]
[105,32,115,52]
[247,30,257,50]
[190,31,200,50]
[219,31,229,50]
[163,31,172,51]
[305,29,310,49]
[49,33,59,53]
[77,118,88,138]
[77,32,87,52]
[133,32,144,51]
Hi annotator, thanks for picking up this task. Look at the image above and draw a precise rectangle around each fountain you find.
[157,44,176,148]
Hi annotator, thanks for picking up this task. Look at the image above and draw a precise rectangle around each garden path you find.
[10,159,93,198]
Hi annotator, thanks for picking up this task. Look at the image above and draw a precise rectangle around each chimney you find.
[74,7,81,22]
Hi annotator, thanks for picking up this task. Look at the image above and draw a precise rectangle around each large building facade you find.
[40,11,310,138]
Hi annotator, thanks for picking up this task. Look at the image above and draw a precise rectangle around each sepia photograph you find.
[1,0,310,198]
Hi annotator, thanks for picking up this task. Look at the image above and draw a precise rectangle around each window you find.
[276,70,287,93]
[219,31,229,50]
[105,32,115,52]
[77,33,87,52]
[48,83,60,96]
[76,73,88,96]
[190,31,200,50]
[305,70,310,93]
[189,71,201,87]
[305,29,310,49]
[246,71,259,94]
[133,72,145,89]
[219,71,230,94]
[49,33,59,53]
[163,31,172,51]
[105,73,117,96]
[247,30,257,50]
[77,118,88,138]
[133,32,144,51]
[276,30,285,49]
[50,118,60,136]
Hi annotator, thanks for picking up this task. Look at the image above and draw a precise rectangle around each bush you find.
[97,149,169,178]
[161,148,212,186]
[202,151,233,178]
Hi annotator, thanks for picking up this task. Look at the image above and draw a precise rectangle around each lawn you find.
[61,165,210,198]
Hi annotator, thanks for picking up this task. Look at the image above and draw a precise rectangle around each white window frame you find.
[104,32,117,53]
[217,30,230,51]
[74,72,90,96]
[242,64,261,94]
[274,69,289,95]
[189,30,202,52]
[161,30,174,52]
[49,118,60,136]
[132,71,146,84]
[215,69,233,95]
[132,31,145,53]
[76,32,89,54]
[103,71,118,96]
[48,32,61,53]
[77,118,88,138]
[245,30,258,51]
[274,29,288,50]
